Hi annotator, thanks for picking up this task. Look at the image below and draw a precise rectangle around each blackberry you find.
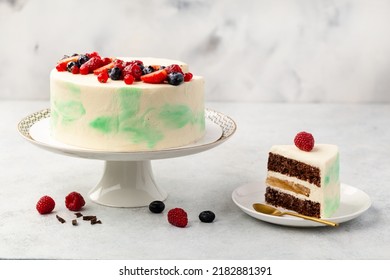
[149,200,165,213]
[142,65,155,75]
[199,210,215,223]
[77,54,90,66]
[109,67,122,80]
[167,72,184,86]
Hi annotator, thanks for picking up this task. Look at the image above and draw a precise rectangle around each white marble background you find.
[1,0,390,102]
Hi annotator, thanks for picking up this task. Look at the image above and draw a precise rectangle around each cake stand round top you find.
[18,108,236,161]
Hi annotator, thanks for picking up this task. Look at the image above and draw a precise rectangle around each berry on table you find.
[199,210,216,223]
[167,72,184,86]
[294,131,315,152]
[149,200,165,213]
[65,191,85,211]
[167,208,188,228]
[36,195,55,214]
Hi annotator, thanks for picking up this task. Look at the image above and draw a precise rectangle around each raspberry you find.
[165,64,183,74]
[294,131,315,152]
[97,71,109,83]
[184,72,193,82]
[36,195,55,214]
[56,62,67,72]
[123,63,143,80]
[167,208,188,228]
[65,191,85,211]
[124,74,134,85]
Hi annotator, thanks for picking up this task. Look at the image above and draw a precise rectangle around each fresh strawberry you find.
[93,61,115,75]
[124,74,134,85]
[141,69,168,84]
[184,72,193,82]
[36,195,55,214]
[97,71,109,83]
[294,131,315,152]
[167,208,188,228]
[65,191,85,211]
[57,55,79,65]
[165,64,183,74]
[79,57,104,75]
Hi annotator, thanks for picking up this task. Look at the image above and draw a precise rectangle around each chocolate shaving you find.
[75,212,83,218]
[91,219,102,225]
[82,215,96,221]
[72,219,78,226]
[56,215,66,224]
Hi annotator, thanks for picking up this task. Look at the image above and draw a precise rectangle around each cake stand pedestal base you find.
[88,160,167,207]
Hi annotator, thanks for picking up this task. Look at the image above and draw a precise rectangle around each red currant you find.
[97,71,109,83]
[124,74,134,85]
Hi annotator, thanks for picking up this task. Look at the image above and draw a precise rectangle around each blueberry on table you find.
[199,210,216,223]
[149,200,165,213]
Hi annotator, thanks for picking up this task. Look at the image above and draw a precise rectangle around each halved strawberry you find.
[93,61,115,75]
[57,55,79,65]
[141,69,168,84]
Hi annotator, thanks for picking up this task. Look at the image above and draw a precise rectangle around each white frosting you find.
[267,144,340,218]
[50,57,205,151]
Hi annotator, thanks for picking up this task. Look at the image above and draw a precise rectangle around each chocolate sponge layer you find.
[268,153,321,187]
[265,187,321,218]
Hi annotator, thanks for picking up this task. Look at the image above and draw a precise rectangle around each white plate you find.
[232,182,371,227]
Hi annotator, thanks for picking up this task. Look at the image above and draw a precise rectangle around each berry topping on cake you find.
[149,200,165,213]
[167,208,188,228]
[184,72,193,82]
[97,71,109,83]
[294,131,315,152]
[141,69,168,84]
[124,74,134,85]
[55,53,196,86]
[167,72,184,86]
[109,67,122,80]
[199,210,216,223]
[80,56,104,75]
[65,191,85,211]
[165,64,184,74]
[36,195,55,214]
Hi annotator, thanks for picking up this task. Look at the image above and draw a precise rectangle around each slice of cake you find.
[50,52,205,151]
[265,132,340,218]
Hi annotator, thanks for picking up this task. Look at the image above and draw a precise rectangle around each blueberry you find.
[199,210,215,223]
[109,67,122,80]
[66,61,80,72]
[77,54,89,65]
[167,72,184,86]
[149,200,165,214]
[142,65,155,75]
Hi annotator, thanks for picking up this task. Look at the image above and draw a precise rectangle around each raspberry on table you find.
[294,131,315,152]
[36,195,55,214]
[167,208,188,228]
[65,191,85,211]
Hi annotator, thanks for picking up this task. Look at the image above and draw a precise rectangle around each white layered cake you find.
[50,54,205,151]
[265,133,340,218]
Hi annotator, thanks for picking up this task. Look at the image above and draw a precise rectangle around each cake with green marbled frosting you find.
[265,133,340,218]
[50,56,205,151]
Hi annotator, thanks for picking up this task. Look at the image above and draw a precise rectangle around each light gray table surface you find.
[0,100,389,260]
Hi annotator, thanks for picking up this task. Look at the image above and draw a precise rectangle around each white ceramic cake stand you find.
[18,108,236,207]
